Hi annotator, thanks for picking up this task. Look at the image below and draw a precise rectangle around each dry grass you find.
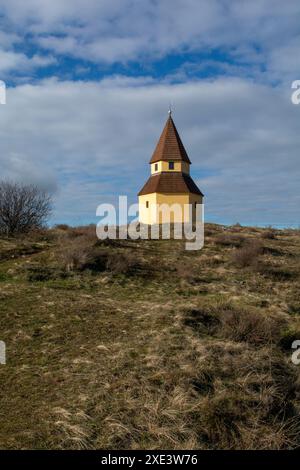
[0,223,300,449]
[187,343,299,449]
[231,239,263,268]
[184,301,286,345]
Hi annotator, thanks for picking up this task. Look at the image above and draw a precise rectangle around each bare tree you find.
[0,181,52,235]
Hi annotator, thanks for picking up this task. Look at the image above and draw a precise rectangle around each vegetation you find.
[0,181,52,236]
[0,223,300,449]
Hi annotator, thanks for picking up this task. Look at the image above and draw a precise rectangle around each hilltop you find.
[0,223,300,449]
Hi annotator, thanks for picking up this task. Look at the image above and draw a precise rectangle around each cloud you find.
[0,0,300,82]
[0,23,56,76]
[0,76,299,226]
[0,50,56,75]
[0,30,21,49]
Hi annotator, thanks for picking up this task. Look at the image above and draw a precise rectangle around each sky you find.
[0,0,299,227]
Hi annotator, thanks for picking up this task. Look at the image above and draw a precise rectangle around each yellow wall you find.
[156,194,190,223]
[139,193,202,225]
[151,161,190,175]
[139,193,157,225]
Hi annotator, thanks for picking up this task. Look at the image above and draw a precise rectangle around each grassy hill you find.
[0,223,300,449]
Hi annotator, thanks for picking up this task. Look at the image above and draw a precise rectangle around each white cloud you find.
[0,0,300,81]
[0,50,56,74]
[0,30,21,49]
[0,76,299,226]
[0,50,29,73]
[0,17,56,76]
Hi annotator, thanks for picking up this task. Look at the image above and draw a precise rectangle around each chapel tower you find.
[138,112,203,224]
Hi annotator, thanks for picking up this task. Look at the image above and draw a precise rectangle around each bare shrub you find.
[262,246,284,257]
[184,303,285,346]
[55,224,70,231]
[261,230,277,240]
[54,224,97,242]
[57,235,144,276]
[58,238,92,271]
[215,234,245,248]
[106,251,141,276]
[26,265,68,282]
[259,264,298,281]
[0,181,52,235]
[230,222,243,232]
[69,225,97,240]
[184,308,220,335]
[205,223,223,236]
[231,239,263,267]
[204,224,220,237]
[219,308,284,346]
[57,236,106,272]
[176,263,200,284]
[22,227,56,243]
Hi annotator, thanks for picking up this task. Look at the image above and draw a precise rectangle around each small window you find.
[155,163,158,171]
[194,202,197,209]
[146,201,149,208]
[169,161,174,170]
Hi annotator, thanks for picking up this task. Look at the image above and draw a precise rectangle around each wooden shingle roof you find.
[150,116,191,164]
[138,172,203,196]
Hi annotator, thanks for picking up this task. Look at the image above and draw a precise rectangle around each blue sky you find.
[0,0,299,227]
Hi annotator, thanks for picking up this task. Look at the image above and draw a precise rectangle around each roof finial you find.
[168,103,172,117]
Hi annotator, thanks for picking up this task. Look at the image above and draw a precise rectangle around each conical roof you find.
[150,115,191,164]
